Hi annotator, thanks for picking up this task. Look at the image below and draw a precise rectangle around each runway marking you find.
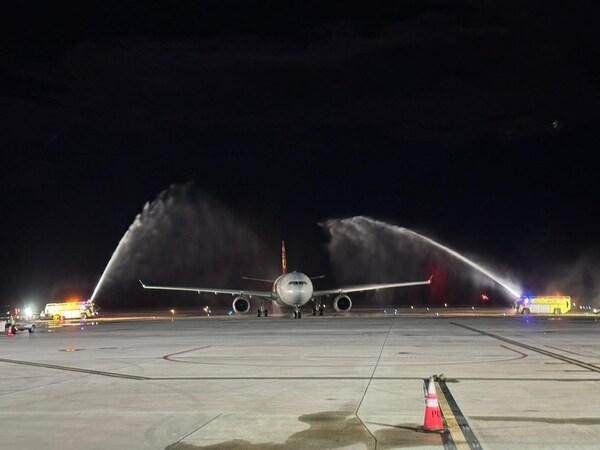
[543,344,593,358]
[452,322,600,374]
[160,354,528,368]
[436,379,483,450]
[354,319,395,449]
[3,354,598,382]
[0,357,150,380]
[167,413,222,448]
[146,376,600,381]
[162,345,212,362]
[500,344,528,359]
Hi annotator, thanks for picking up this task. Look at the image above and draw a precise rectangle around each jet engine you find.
[232,296,251,314]
[333,294,352,312]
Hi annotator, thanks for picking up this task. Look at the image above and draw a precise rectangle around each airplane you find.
[140,241,431,319]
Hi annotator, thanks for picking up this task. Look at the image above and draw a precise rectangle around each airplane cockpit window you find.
[288,281,307,286]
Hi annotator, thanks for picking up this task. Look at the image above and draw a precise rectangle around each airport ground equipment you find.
[515,296,571,315]
[423,376,443,431]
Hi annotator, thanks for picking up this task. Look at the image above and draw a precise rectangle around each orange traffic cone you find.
[423,377,443,431]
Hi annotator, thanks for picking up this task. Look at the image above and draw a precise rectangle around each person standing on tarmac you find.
[8,314,16,335]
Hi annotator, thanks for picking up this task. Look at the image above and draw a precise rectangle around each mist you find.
[541,254,600,307]
[92,183,275,308]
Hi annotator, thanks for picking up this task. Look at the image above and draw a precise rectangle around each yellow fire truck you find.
[40,299,98,320]
[515,296,571,315]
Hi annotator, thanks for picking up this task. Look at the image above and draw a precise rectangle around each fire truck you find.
[515,296,571,315]
[40,299,98,320]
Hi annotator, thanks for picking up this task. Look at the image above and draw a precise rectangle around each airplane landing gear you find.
[258,305,268,317]
[293,309,302,319]
[312,301,325,316]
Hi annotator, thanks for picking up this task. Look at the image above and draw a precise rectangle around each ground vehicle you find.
[1,315,35,333]
[515,296,571,315]
[40,299,98,320]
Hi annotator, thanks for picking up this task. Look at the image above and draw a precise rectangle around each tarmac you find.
[1,311,600,449]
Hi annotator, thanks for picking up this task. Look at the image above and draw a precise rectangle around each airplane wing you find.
[139,280,274,299]
[313,278,431,296]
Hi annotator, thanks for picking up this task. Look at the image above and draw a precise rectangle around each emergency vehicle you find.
[40,299,98,320]
[515,296,571,315]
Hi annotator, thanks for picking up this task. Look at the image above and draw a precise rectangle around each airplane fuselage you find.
[273,271,313,308]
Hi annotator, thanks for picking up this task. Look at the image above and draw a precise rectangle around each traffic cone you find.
[6,324,13,336]
[423,376,443,431]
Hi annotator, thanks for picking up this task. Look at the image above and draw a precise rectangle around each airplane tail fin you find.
[281,240,287,274]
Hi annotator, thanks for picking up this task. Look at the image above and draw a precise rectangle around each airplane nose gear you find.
[292,308,302,319]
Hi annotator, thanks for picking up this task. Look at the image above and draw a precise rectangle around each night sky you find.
[2,2,600,308]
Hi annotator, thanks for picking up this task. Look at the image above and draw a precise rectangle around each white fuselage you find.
[273,271,313,308]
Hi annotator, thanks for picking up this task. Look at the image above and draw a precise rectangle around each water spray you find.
[325,216,522,299]
[90,218,141,301]
[90,184,266,304]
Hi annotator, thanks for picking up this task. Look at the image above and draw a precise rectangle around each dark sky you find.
[2,1,600,307]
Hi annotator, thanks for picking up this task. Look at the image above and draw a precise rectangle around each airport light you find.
[444,303,448,308]
[23,306,33,319]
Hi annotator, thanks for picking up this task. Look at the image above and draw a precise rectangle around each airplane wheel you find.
[257,310,262,317]
[319,309,324,316]
[312,309,317,316]
[297,311,302,319]
[264,310,268,317]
